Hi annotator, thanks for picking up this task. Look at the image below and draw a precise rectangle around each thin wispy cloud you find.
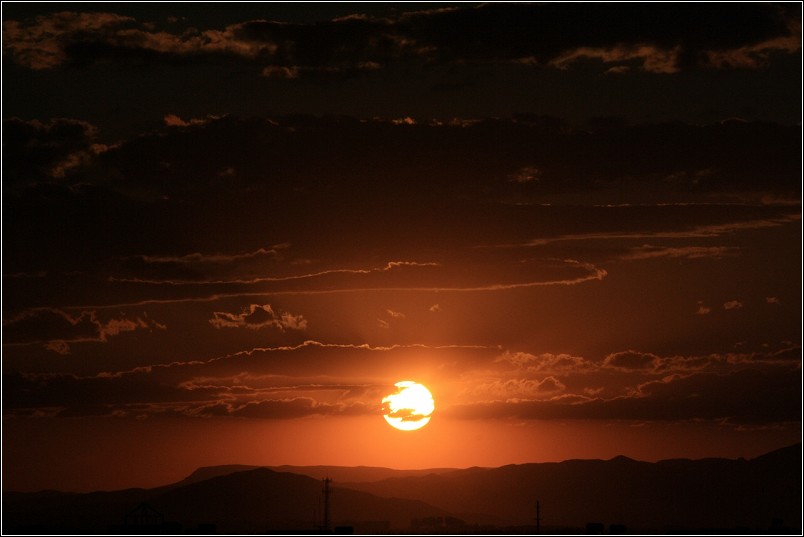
[621,245,740,260]
[501,214,801,249]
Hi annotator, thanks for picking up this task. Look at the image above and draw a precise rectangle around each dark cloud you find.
[695,301,712,315]
[602,351,661,372]
[4,5,798,75]
[3,12,136,69]
[0,179,188,280]
[2,115,785,277]
[104,116,802,204]
[4,117,799,253]
[2,366,374,420]
[2,11,275,70]
[209,304,307,331]
[470,377,567,399]
[4,340,799,422]
[490,347,802,380]
[1,341,466,416]
[2,308,165,353]
[495,351,598,375]
[447,368,801,424]
[724,300,744,311]
[3,308,98,344]
[2,117,106,188]
[401,3,799,70]
[193,397,371,419]
[110,246,286,284]
[384,407,429,422]
[2,368,199,416]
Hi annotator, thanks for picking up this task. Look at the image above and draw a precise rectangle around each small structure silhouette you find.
[111,502,182,534]
[125,503,164,528]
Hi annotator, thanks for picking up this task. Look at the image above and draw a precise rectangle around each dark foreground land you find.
[3,444,800,534]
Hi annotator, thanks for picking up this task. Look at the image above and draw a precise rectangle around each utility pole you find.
[535,500,540,534]
[322,477,332,532]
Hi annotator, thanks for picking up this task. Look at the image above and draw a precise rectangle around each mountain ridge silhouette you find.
[3,443,800,534]
[3,466,450,533]
[342,443,801,531]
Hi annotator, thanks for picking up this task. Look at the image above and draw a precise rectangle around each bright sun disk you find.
[382,381,435,431]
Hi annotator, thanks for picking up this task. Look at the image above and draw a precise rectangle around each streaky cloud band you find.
[55,259,606,311]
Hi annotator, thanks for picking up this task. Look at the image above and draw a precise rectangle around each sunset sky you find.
[2,2,802,493]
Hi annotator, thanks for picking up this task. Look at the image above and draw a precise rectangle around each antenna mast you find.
[536,500,541,534]
[322,477,332,532]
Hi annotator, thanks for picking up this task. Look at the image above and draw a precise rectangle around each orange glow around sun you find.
[382,381,435,431]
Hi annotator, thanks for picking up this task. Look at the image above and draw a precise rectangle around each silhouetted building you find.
[411,515,467,533]
[108,502,182,534]
[609,523,627,534]
[586,521,605,534]
[126,502,164,527]
[342,520,390,533]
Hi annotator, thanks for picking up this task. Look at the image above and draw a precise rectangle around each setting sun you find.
[382,381,435,431]
[2,3,800,534]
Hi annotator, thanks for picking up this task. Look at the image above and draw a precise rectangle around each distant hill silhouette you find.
[269,464,461,482]
[3,444,800,534]
[343,443,802,532]
[149,468,450,533]
[3,467,449,534]
[175,463,463,488]
[170,464,264,487]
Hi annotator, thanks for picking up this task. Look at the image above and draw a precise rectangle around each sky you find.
[2,2,802,493]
